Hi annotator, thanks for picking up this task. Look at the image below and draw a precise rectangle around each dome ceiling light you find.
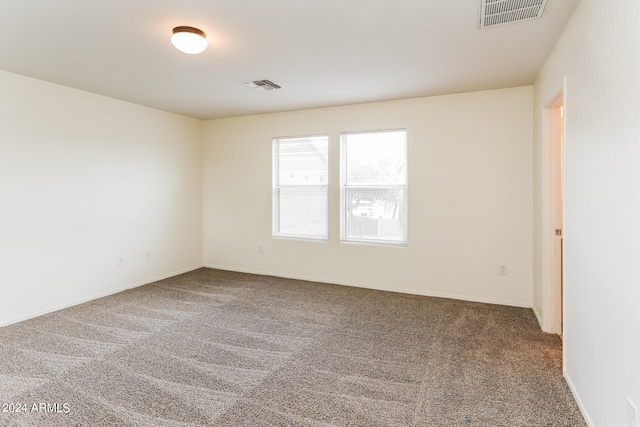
[171,26,208,54]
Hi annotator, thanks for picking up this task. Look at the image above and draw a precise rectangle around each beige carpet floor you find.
[0,268,585,426]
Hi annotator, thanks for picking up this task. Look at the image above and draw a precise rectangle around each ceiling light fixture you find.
[171,26,208,54]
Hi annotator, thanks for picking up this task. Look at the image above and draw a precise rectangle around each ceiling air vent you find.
[243,80,282,91]
[480,0,549,28]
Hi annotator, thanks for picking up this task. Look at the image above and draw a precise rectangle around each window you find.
[341,130,407,244]
[273,135,328,239]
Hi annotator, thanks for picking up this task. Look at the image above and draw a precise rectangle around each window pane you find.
[345,187,406,242]
[278,137,328,186]
[345,131,406,185]
[273,135,328,240]
[278,187,327,238]
[341,129,407,245]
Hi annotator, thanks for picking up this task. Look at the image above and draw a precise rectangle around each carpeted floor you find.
[0,268,585,426]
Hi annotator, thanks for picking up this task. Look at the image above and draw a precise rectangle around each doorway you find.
[543,90,564,336]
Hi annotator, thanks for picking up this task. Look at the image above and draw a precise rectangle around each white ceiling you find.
[0,0,580,120]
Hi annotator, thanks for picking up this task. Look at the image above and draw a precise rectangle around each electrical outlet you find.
[629,398,638,427]
[258,245,264,254]
[116,256,124,267]
[146,252,151,261]
[498,265,508,276]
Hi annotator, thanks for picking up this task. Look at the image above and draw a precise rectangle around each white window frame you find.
[340,129,408,246]
[272,135,329,240]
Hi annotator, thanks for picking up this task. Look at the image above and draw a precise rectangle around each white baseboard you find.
[565,371,595,427]
[0,265,203,328]
[532,304,544,330]
[203,264,532,309]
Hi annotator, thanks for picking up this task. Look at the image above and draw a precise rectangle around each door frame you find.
[542,80,566,336]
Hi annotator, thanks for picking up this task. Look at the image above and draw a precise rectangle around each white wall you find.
[0,70,203,326]
[533,0,640,425]
[203,87,533,307]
